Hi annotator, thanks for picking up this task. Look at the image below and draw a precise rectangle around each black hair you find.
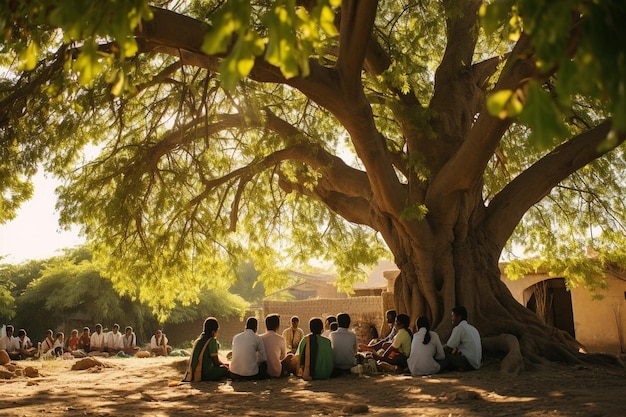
[309,317,324,335]
[265,314,280,331]
[330,322,338,331]
[337,312,351,328]
[307,318,323,378]
[452,306,468,321]
[416,316,431,345]
[246,317,258,331]
[325,315,337,325]
[202,317,219,338]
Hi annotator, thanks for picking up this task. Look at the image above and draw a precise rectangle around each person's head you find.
[330,322,338,332]
[309,318,323,335]
[368,324,379,340]
[125,326,133,335]
[71,329,79,337]
[202,317,219,338]
[386,310,397,324]
[416,316,432,345]
[155,329,163,337]
[55,332,64,341]
[95,324,102,334]
[324,315,337,330]
[5,325,14,335]
[395,313,410,329]
[17,329,26,339]
[82,327,90,335]
[337,312,351,329]
[451,306,468,326]
[112,323,120,333]
[290,316,300,329]
[246,317,258,332]
[265,314,280,332]
[47,329,54,338]
[416,316,430,330]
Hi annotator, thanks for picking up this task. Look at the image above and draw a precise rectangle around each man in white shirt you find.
[443,306,482,371]
[106,324,124,355]
[230,317,268,379]
[89,323,108,357]
[260,314,289,378]
[0,325,20,360]
[282,316,304,355]
[329,313,358,374]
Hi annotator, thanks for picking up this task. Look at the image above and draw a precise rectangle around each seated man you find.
[373,313,412,372]
[329,312,357,375]
[123,326,140,355]
[321,316,337,338]
[359,310,397,353]
[443,306,482,371]
[150,329,172,356]
[230,317,268,380]
[89,323,108,357]
[260,314,296,377]
[106,324,124,355]
[0,325,20,360]
[16,329,37,358]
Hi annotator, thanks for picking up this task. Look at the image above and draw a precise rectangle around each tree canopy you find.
[2,0,626,365]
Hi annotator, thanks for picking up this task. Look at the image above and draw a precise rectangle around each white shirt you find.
[0,335,18,352]
[260,331,287,378]
[329,327,357,369]
[90,331,106,350]
[407,328,445,376]
[107,331,124,350]
[230,329,267,377]
[446,320,482,369]
[123,333,137,349]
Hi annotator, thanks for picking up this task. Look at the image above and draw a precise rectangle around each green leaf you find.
[17,41,39,71]
[518,82,569,150]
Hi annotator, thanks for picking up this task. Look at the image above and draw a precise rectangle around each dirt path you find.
[1,356,624,416]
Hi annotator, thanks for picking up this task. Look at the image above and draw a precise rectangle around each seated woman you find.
[77,327,91,352]
[373,313,412,372]
[407,316,446,376]
[40,329,55,357]
[298,318,333,380]
[183,317,229,382]
[65,329,86,358]
[123,326,140,356]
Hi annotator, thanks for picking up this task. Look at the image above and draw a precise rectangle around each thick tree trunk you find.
[391,228,587,372]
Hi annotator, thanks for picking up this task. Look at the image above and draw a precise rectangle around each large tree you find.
[2,1,625,369]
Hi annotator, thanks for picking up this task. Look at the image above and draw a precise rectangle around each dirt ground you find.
[1,355,625,417]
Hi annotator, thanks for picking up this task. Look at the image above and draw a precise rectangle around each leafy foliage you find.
[1,0,625,324]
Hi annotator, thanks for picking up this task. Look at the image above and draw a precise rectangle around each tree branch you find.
[484,121,626,249]
[336,0,379,88]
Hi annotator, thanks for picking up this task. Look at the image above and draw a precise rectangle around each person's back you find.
[299,318,333,380]
[260,314,287,378]
[408,317,445,376]
[230,317,267,379]
[329,313,357,371]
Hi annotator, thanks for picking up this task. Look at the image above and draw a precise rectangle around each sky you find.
[0,171,84,264]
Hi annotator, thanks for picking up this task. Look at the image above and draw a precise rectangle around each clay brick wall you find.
[263,296,385,344]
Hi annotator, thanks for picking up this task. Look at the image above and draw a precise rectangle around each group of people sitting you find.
[183,305,482,382]
[0,323,173,361]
